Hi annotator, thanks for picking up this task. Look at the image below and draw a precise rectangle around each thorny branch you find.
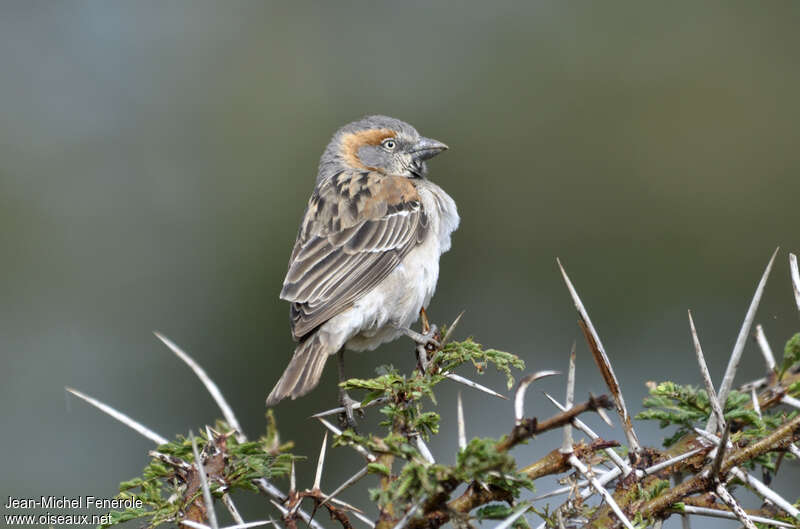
[72,250,800,529]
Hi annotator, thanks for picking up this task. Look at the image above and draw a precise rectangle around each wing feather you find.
[281,171,427,341]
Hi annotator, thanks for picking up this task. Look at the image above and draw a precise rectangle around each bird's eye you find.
[382,139,397,151]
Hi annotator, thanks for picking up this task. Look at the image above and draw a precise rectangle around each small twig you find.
[65,387,168,445]
[709,247,778,432]
[498,394,614,451]
[190,432,219,529]
[568,454,635,529]
[754,324,777,373]
[456,391,466,451]
[155,332,245,442]
[688,311,725,431]
[514,370,560,424]
[714,483,757,529]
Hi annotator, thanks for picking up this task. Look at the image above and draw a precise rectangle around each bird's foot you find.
[398,325,441,373]
[401,324,441,352]
[338,390,362,432]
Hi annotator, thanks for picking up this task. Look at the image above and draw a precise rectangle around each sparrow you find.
[265,115,459,423]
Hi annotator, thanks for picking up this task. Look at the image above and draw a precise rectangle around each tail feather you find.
[266,334,330,406]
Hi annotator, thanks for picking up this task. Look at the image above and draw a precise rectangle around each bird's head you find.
[318,115,448,183]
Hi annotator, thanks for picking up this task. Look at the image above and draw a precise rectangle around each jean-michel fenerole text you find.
[5,495,143,510]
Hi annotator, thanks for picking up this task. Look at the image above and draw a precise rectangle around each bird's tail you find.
[265,333,331,407]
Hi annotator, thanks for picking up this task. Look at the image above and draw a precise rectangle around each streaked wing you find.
[280,171,428,341]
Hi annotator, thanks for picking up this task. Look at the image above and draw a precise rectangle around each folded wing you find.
[280,171,428,341]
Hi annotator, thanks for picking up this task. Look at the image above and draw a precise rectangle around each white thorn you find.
[441,311,465,346]
[317,418,376,461]
[680,505,794,528]
[65,387,168,445]
[782,395,800,409]
[185,520,276,529]
[444,372,507,399]
[493,504,529,529]
[289,459,296,493]
[710,424,731,479]
[568,454,635,529]
[180,522,211,529]
[714,483,758,529]
[754,324,777,372]
[710,248,778,432]
[223,522,277,529]
[256,481,325,529]
[349,509,377,528]
[688,311,725,431]
[311,397,389,418]
[514,370,560,424]
[414,435,435,464]
[729,467,800,519]
[313,431,328,491]
[557,258,640,452]
[155,332,245,442]
[320,465,369,508]
[390,498,424,529]
[544,393,631,475]
[643,448,704,476]
[790,253,800,314]
[190,432,219,529]
[562,343,576,453]
[751,387,762,420]
[457,391,466,451]
[221,494,244,525]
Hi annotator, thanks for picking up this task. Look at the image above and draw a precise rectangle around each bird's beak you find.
[411,137,449,161]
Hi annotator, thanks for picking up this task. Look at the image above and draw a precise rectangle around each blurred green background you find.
[1,2,798,528]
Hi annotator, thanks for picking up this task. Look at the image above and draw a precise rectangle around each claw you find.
[400,325,440,349]
[338,390,361,432]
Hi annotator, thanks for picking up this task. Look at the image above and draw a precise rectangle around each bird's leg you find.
[337,350,360,431]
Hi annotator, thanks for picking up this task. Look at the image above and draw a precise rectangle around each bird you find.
[265,115,459,424]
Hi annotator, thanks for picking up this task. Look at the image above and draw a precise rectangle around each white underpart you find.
[317,181,459,353]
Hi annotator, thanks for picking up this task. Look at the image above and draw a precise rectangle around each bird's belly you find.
[340,238,440,352]
[316,182,458,355]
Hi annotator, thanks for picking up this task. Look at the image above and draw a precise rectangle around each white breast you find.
[320,181,459,353]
